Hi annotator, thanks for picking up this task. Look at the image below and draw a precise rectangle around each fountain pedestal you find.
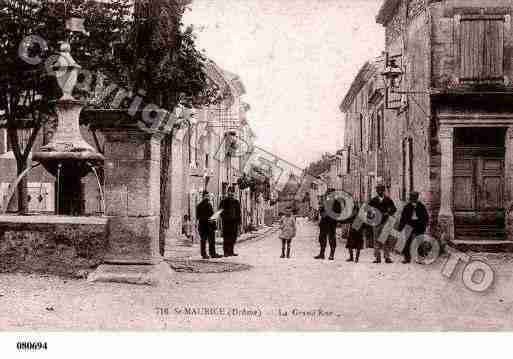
[88,117,173,285]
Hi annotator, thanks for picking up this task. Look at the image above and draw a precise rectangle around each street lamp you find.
[380,52,431,116]
[381,51,403,87]
[381,52,404,110]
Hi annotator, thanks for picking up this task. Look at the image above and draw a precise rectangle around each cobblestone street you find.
[2,219,513,330]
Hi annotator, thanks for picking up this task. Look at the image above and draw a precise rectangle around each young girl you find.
[345,204,364,263]
[279,209,296,258]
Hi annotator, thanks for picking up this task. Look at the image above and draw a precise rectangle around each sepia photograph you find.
[1,0,513,354]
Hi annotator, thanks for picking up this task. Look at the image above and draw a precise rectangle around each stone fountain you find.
[32,42,104,215]
[0,41,173,285]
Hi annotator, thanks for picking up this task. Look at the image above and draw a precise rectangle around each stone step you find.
[455,233,505,238]
[455,224,505,229]
[450,240,513,253]
[455,225,505,237]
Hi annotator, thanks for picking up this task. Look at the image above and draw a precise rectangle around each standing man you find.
[398,191,429,263]
[196,191,222,259]
[369,183,397,263]
[314,188,341,260]
[219,186,242,257]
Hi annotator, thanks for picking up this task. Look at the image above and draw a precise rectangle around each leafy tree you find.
[0,0,217,246]
[304,152,332,177]
[0,0,132,213]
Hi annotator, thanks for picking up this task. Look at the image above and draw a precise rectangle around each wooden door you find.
[478,157,503,211]
[454,148,504,226]
[454,155,475,211]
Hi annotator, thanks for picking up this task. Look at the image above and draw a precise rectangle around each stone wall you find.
[381,1,432,210]
[0,216,109,278]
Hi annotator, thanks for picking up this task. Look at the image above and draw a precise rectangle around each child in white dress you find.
[279,210,296,258]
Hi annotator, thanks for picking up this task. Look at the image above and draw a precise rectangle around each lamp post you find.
[380,52,433,116]
[381,52,404,110]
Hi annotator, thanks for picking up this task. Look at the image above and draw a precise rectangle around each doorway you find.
[453,127,506,239]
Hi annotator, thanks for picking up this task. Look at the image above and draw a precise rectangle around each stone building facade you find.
[164,60,259,248]
[340,59,390,205]
[341,0,513,249]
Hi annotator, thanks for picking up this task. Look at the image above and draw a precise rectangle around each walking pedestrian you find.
[345,204,364,263]
[369,184,397,264]
[279,208,296,258]
[314,189,341,260]
[398,191,429,263]
[219,186,242,257]
[196,191,222,259]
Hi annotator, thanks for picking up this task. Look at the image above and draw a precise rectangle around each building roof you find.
[223,70,246,97]
[376,0,401,25]
[335,148,348,156]
[339,60,380,113]
[203,60,247,108]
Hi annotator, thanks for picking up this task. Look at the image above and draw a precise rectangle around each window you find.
[0,129,7,154]
[408,138,413,194]
[359,114,363,152]
[459,15,505,82]
[376,107,384,149]
[401,138,406,201]
[347,146,351,174]
[402,137,414,199]
[369,113,375,152]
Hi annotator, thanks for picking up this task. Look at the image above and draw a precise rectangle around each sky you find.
[184,0,384,168]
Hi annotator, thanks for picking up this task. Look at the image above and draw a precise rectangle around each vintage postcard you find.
[1,1,513,350]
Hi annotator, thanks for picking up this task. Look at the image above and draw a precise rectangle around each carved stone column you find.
[438,125,454,242]
[505,127,513,241]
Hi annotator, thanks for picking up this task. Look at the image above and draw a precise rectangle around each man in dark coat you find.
[398,191,429,263]
[314,189,342,260]
[219,186,242,257]
[369,184,397,263]
[196,191,222,259]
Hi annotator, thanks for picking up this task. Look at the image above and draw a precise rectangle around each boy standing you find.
[368,184,396,264]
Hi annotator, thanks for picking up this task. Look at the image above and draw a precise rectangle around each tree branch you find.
[91,128,104,154]
[22,125,40,160]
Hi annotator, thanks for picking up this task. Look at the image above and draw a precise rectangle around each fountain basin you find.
[32,152,104,177]
[0,215,110,278]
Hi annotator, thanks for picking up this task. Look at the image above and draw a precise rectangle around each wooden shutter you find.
[359,113,363,152]
[460,16,504,81]
[369,113,374,152]
[347,146,351,174]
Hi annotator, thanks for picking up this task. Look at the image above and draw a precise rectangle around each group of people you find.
[278,184,429,264]
[189,183,429,264]
[194,186,242,259]
[316,184,429,264]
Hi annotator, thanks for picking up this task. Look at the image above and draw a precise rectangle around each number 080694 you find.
[16,342,48,350]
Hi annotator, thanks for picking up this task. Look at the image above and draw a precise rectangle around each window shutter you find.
[369,113,374,152]
[460,17,504,81]
[484,19,504,79]
[358,113,363,152]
